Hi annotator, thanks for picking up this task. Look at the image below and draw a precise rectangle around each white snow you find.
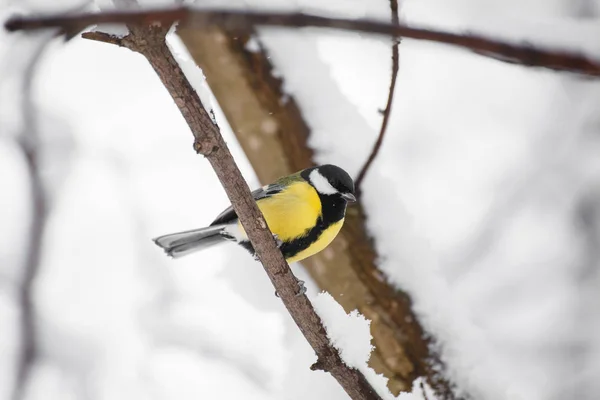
[245,36,261,53]
[167,30,217,123]
[312,292,374,370]
[313,292,398,400]
[313,291,434,400]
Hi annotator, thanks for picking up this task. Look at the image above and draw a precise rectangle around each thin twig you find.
[80,24,383,400]
[355,0,400,195]
[5,7,600,77]
[12,36,52,400]
[421,380,430,400]
[81,31,124,46]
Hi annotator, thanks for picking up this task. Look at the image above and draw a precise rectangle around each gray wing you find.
[209,183,284,226]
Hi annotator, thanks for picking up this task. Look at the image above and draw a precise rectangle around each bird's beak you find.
[342,193,357,202]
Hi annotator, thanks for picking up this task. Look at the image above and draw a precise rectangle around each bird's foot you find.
[295,279,306,296]
[274,278,306,298]
[251,235,281,262]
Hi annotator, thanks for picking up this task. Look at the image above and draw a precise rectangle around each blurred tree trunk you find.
[177,26,456,399]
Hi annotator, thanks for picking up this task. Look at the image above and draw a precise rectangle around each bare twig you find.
[81,31,124,46]
[12,36,52,400]
[355,0,400,195]
[81,24,382,400]
[421,380,431,400]
[5,6,600,76]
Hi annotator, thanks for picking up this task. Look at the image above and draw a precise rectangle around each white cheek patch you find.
[309,169,338,195]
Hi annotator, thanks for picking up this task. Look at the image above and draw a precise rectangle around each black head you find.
[301,164,356,202]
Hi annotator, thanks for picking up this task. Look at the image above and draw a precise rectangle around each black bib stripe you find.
[237,193,346,260]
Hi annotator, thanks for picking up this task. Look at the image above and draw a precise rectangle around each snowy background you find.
[2,0,600,399]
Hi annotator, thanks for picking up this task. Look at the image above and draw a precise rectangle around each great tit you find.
[153,164,356,263]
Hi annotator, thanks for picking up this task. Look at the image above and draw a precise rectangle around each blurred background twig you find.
[11,33,53,400]
[355,0,401,195]
[5,6,600,76]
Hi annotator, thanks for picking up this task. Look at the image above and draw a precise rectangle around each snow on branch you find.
[5,6,600,77]
[77,22,383,400]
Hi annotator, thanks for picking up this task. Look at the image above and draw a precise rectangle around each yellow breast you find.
[237,181,321,240]
[263,181,321,238]
[236,181,344,262]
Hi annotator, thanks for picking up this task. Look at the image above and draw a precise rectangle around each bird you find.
[153,164,356,264]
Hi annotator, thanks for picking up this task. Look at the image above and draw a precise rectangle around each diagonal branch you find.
[81,24,382,400]
[4,6,600,77]
[355,0,400,195]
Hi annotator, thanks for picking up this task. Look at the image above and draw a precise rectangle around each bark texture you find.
[176,26,456,399]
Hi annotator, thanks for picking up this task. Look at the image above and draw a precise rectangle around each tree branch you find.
[81,31,125,46]
[5,6,600,77]
[81,23,382,400]
[355,0,400,195]
[12,36,53,400]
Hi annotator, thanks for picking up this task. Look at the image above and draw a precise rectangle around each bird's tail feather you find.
[153,225,227,258]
